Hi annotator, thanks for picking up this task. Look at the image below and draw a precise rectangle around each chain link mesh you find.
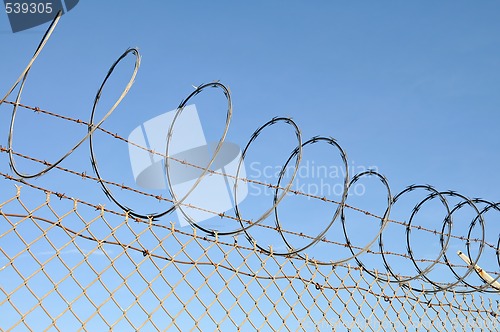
[1,185,498,331]
[1,13,499,330]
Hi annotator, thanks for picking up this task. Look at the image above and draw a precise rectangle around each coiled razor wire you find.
[0,12,498,294]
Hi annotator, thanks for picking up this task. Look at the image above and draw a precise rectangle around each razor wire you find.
[0,11,499,295]
[0,147,491,272]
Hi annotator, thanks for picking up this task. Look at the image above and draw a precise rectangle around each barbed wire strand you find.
[0,12,498,294]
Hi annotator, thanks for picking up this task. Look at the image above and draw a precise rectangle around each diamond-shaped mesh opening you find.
[1,186,500,331]
[23,305,53,330]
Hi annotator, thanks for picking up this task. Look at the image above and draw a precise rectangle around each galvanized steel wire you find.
[0,12,498,296]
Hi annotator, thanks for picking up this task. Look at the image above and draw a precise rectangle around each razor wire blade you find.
[0,11,499,294]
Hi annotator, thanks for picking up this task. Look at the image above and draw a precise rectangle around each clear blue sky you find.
[2,0,499,258]
[1,1,499,196]
[1,1,499,329]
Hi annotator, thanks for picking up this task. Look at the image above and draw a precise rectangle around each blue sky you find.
[2,1,499,196]
[2,0,499,257]
[1,1,500,329]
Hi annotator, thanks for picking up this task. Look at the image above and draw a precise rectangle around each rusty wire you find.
[0,13,499,295]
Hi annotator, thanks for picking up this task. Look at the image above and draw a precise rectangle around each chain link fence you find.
[1,13,499,330]
[1,185,499,331]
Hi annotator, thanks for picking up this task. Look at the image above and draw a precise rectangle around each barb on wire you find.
[0,12,498,295]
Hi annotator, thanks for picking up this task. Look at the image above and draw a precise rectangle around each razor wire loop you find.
[378,185,452,289]
[165,82,234,230]
[467,201,500,293]
[88,48,142,215]
[431,194,484,293]
[439,198,497,293]
[404,190,457,292]
[93,80,233,222]
[2,12,140,182]
[1,12,499,294]
[339,170,392,268]
[407,191,483,293]
[269,136,349,257]
[233,117,303,242]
